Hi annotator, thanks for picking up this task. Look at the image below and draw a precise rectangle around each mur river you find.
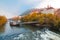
[0,22,60,40]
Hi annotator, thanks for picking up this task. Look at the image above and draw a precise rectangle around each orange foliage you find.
[0,16,7,26]
[21,11,60,28]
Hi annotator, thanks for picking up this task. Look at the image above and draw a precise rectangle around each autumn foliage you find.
[0,16,7,26]
[21,12,60,28]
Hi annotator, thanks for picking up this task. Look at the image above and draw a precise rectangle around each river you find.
[0,22,60,40]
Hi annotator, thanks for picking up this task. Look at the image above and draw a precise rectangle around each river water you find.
[0,22,60,40]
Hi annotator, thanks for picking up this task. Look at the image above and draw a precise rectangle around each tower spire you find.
[47,5,50,8]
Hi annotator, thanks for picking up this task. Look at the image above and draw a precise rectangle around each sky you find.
[0,0,60,18]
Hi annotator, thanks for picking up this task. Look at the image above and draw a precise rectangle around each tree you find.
[0,16,7,26]
[21,10,60,29]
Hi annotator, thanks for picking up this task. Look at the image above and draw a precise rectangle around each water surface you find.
[0,22,60,40]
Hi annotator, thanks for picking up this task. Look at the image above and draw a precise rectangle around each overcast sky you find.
[0,0,60,18]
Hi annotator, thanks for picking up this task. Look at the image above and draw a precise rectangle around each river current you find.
[0,22,60,40]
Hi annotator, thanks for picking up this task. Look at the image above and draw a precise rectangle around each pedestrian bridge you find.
[20,21,39,24]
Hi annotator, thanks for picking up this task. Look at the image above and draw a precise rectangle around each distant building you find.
[30,5,55,14]
[55,9,60,17]
[11,16,21,21]
[41,6,55,14]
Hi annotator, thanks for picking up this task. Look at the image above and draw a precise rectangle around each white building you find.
[41,6,55,14]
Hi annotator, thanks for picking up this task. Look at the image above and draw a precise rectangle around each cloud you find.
[0,10,12,18]
[35,0,60,8]
[0,11,18,19]
[35,0,48,8]
[0,0,21,18]
[18,0,43,13]
[0,0,45,18]
[0,10,19,18]
[18,0,42,4]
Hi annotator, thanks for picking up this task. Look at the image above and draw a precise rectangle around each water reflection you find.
[0,22,34,36]
[23,25,38,32]
[0,26,5,34]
